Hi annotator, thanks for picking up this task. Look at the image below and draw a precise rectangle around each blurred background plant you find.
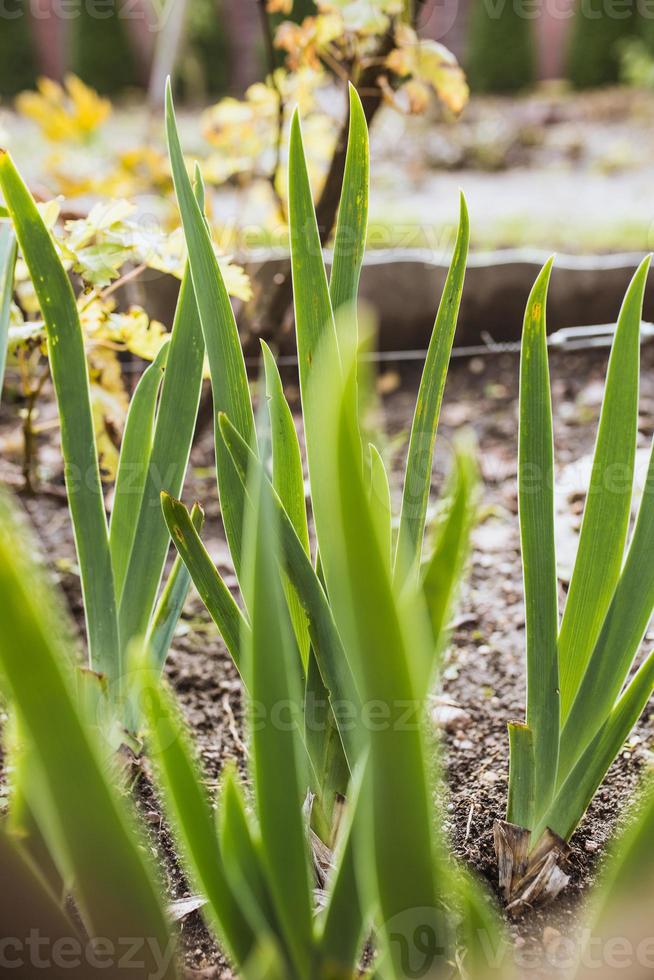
[8,0,654,492]
[4,188,249,490]
[466,0,536,94]
[3,2,468,334]
[0,0,470,485]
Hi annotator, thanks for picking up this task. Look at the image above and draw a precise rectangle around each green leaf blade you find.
[421,443,477,655]
[289,110,339,387]
[369,443,392,568]
[506,723,535,830]
[118,267,205,653]
[538,649,654,842]
[141,670,254,967]
[317,763,368,976]
[110,340,169,600]
[559,431,654,782]
[0,222,16,398]
[146,502,205,673]
[288,109,348,578]
[161,492,248,670]
[218,413,363,766]
[518,257,560,820]
[558,257,650,720]
[395,193,470,583]
[330,83,369,327]
[262,340,311,667]
[262,341,310,555]
[218,769,286,955]
[165,81,255,573]
[0,493,174,973]
[241,426,314,978]
[0,150,119,678]
[311,345,448,973]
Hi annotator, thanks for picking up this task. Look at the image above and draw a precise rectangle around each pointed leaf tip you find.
[289,107,302,140]
[458,190,469,228]
[348,82,364,114]
[531,255,555,298]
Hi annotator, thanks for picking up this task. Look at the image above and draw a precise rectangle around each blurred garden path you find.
[3,86,654,257]
[368,87,654,256]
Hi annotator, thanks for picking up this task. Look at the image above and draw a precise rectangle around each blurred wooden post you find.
[123,0,158,87]
[414,0,576,84]
[147,0,190,108]
[415,0,471,58]
[222,0,261,94]
[30,0,67,80]
[537,0,575,79]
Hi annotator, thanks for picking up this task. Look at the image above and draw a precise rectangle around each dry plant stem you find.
[494,820,571,915]
[242,34,396,345]
[256,0,287,225]
[21,361,50,493]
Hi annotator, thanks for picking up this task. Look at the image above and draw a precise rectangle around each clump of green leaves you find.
[162,78,476,844]
[139,364,504,977]
[498,255,654,911]
[0,491,177,979]
[0,149,208,730]
[140,85,505,969]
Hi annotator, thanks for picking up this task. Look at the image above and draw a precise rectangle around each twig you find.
[222,692,248,758]
[464,803,475,844]
[241,26,397,346]
[101,261,148,301]
[256,0,288,225]
[76,261,149,319]
[21,361,51,494]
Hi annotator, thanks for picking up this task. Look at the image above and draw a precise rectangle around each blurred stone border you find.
[140,249,654,355]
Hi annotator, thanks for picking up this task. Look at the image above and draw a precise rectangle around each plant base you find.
[493,820,571,914]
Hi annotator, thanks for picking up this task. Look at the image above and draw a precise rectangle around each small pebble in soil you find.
[432,702,471,733]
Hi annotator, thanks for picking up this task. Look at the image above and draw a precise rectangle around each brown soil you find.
[1,343,654,979]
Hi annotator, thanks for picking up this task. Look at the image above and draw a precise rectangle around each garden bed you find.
[2,339,653,978]
[140,249,654,356]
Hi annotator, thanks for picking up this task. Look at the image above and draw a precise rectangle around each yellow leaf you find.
[16,74,110,143]
[386,35,469,115]
[317,0,401,33]
[417,41,469,115]
[65,73,111,134]
[394,20,417,47]
[274,15,341,70]
[109,308,168,361]
[386,46,412,77]
[88,347,127,481]
[219,258,253,303]
[402,79,430,114]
